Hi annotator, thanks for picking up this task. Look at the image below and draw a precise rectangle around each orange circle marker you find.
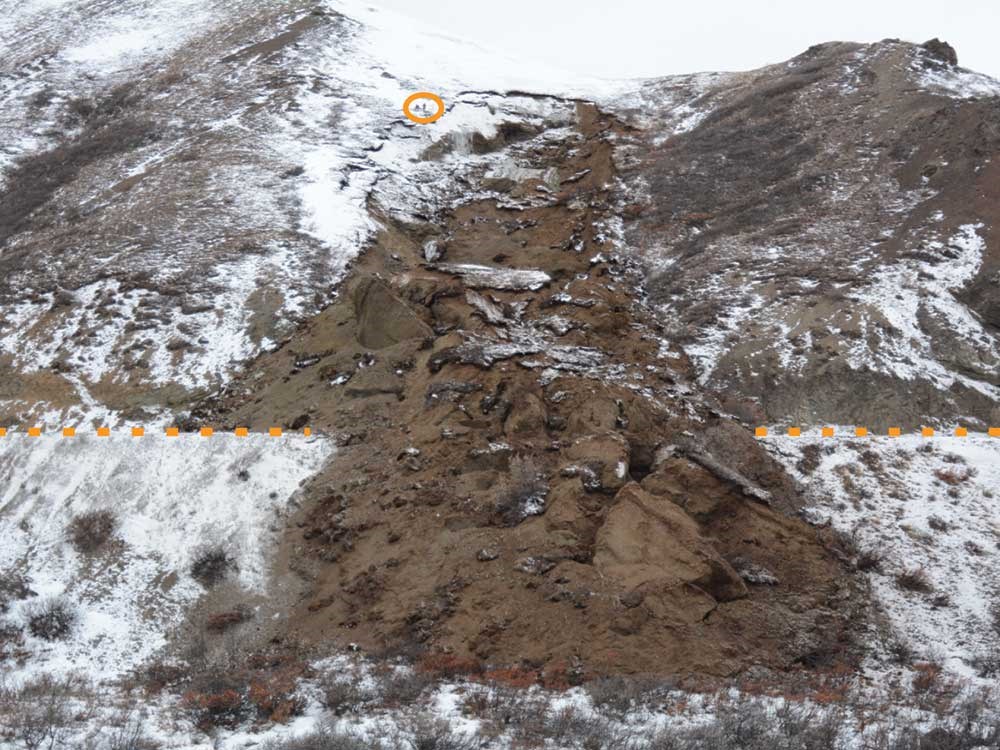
[403,92,445,124]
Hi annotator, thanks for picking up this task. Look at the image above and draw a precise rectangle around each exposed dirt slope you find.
[195,103,862,678]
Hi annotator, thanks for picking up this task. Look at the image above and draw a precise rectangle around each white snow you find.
[764,431,1000,675]
[917,64,1000,100]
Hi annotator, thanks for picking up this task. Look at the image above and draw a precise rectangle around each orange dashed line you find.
[165,427,180,437]
[269,427,283,437]
[28,427,41,437]
[97,427,111,437]
[787,427,801,437]
[62,427,75,437]
[888,427,901,437]
[921,427,935,438]
[235,427,249,437]
[955,427,968,437]
[132,427,145,437]
[754,426,768,438]
[200,427,214,437]
[303,427,312,437]
[855,427,868,437]
[990,427,1000,438]
[821,427,835,438]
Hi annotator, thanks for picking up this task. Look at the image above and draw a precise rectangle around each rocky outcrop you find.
[920,38,958,67]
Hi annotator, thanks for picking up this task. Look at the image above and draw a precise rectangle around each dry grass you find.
[895,567,934,594]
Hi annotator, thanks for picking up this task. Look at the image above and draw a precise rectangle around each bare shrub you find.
[895,567,934,594]
[912,662,943,694]
[0,569,34,613]
[179,643,307,730]
[462,684,546,729]
[934,468,973,486]
[67,509,117,553]
[190,547,234,587]
[651,693,845,750]
[927,515,950,533]
[493,456,548,526]
[317,670,375,716]
[0,623,25,662]
[105,710,160,750]
[0,674,91,750]
[205,608,250,633]
[376,668,432,708]
[398,714,484,750]
[25,596,77,640]
[585,674,668,716]
[796,443,822,475]
[260,724,380,750]
[856,549,884,573]
[514,705,639,749]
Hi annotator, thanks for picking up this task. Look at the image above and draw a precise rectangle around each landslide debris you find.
[195,101,863,678]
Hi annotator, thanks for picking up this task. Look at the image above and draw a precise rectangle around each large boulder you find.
[564,432,630,494]
[641,455,734,520]
[353,276,433,349]
[594,484,747,616]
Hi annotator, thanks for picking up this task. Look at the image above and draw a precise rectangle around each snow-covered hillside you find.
[0,434,331,682]
[765,432,1000,675]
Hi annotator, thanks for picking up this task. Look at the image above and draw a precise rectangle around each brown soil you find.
[195,102,863,678]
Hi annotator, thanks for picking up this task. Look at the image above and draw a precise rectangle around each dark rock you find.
[920,38,958,67]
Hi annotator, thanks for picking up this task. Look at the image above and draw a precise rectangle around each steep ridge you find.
[616,39,1000,429]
